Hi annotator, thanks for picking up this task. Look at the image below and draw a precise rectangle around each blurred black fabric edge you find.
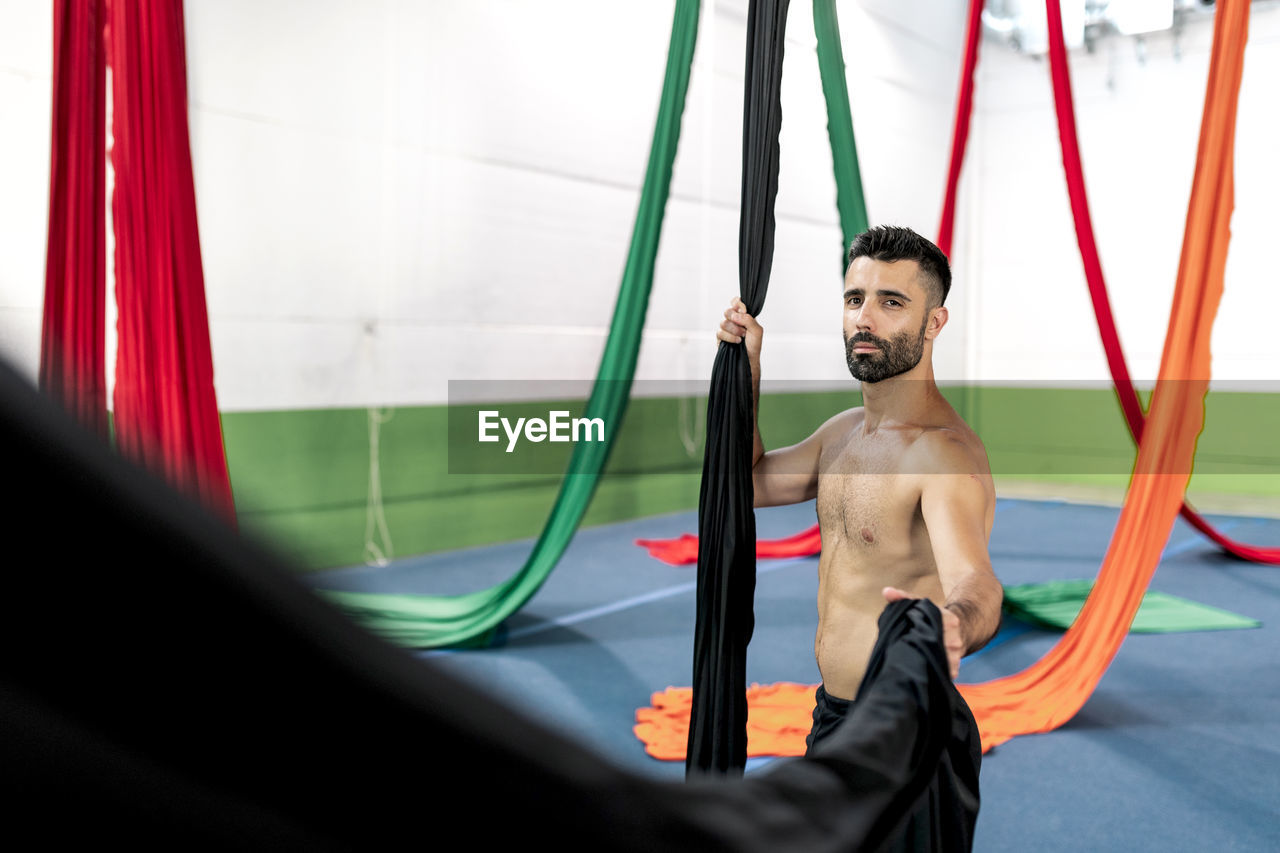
[0,358,976,851]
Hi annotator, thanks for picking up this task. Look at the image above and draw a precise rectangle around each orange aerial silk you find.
[955,0,1249,752]
[634,0,1251,761]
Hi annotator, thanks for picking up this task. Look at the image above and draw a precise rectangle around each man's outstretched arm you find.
[887,438,1002,678]
[925,473,1002,672]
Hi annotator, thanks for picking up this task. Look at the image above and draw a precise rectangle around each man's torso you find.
[813,405,991,698]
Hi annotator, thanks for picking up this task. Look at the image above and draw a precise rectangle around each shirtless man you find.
[715,224,1003,752]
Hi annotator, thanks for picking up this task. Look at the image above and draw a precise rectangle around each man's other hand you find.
[883,586,963,680]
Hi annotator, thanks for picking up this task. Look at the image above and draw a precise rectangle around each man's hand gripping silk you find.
[883,587,966,680]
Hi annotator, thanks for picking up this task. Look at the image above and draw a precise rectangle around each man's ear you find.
[925,305,949,340]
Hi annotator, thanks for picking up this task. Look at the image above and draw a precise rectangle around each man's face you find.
[842,256,934,384]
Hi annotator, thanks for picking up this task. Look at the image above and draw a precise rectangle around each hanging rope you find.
[362,407,395,567]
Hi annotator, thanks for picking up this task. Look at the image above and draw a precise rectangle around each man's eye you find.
[886,300,901,307]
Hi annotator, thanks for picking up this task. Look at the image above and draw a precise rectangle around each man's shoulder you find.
[815,406,863,439]
[903,425,990,477]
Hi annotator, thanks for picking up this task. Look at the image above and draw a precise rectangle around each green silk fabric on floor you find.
[323,0,703,648]
[1003,579,1260,633]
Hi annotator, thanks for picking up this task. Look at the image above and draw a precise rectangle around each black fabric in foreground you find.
[805,602,983,852]
[688,0,791,778]
[0,358,976,851]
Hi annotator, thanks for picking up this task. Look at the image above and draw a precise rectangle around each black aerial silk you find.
[828,602,983,852]
[687,0,790,778]
[1,357,980,850]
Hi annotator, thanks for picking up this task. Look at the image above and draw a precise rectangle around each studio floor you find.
[310,495,1280,852]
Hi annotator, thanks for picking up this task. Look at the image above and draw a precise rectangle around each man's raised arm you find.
[716,298,841,508]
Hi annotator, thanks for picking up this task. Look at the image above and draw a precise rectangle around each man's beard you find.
[844,321,927,383]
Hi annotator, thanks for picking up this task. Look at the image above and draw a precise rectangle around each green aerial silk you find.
[324,0,702,648]
[1003,579,1260,634]
[813,0,869,270]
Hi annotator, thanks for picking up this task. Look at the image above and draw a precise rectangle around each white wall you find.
[969,2,1280,387]
[0,0,54,380]
[0,0,967,409]
[9,1,1272,412]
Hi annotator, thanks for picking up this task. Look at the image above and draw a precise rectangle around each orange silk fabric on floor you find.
[635,683,816,760]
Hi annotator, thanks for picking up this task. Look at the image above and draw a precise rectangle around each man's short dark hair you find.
[847,225,951,307]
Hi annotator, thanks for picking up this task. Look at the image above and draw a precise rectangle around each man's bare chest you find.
[815,445,924,551]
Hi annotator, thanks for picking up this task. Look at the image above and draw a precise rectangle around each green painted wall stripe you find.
[222,387,1280,570]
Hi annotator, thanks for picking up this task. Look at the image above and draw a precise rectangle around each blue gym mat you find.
[310,497,1280,853]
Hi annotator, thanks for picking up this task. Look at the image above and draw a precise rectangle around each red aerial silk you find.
[935,0,984,259]
[107,0,236,523]
[39,0,109,437]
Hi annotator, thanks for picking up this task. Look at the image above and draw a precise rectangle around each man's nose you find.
[853,304,875,332]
